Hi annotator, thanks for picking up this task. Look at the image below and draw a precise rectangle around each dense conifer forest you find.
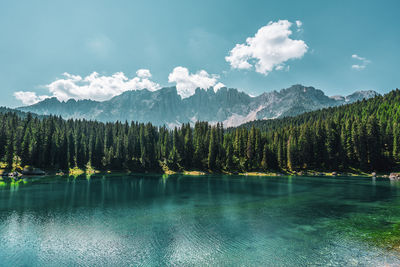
[1,89,399,173]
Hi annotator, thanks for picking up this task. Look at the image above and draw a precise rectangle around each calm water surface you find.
[0,174,400,266]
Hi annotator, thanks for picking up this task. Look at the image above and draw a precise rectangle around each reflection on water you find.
[0,174,399,266]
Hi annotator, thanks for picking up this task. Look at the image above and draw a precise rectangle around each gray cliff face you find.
[18,85,379,127]
[253,85,338,120]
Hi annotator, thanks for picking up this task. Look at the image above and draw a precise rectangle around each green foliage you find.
[0,89,399,173]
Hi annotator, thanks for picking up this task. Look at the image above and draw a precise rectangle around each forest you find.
[0,89,399,173]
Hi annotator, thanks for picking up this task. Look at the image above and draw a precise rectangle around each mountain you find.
[0,106,44,119]
[17,84,379,127]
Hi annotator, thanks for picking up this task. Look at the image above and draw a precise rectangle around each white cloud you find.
[295,20,303,32]
[352,54,366,61]
[225,20,308,75]
[351,64,365,70]
[275,65,290,71]
[136,69,152,78]
[168,66,223,98]
[213,82,226,92]
[351,54,370,70]
[14,91,50,105]
[15,70,161,105]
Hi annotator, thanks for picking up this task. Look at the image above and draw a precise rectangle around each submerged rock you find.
[8,172,22,177]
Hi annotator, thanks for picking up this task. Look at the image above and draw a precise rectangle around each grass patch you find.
[69,167,84,176]
[240,172,271,176]
[183,171,206,176]
[159,161,177,175]
[85,163,100,175]
[239,172,289,176]
[69,164,100,178]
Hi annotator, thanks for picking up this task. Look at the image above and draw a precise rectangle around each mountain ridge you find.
[17,84,379,127]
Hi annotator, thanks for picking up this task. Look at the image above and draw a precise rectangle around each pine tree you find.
[58,131,69,170]
[208,127,217,170]
[261,143,268,171]
[184,124,194,169]
[366,115,381,170]
[225,139,234,171]
[5,129,15,169]
[393,122,400,162]
[20,129,31,167]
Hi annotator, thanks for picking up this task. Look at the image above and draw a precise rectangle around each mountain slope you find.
[18,84,379,127]
[0,106,44,119]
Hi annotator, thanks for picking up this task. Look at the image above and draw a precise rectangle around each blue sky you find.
[1,0,399,107]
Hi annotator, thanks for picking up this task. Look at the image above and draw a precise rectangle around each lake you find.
[0,174,400,266]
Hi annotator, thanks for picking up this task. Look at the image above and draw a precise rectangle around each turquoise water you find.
[0,174,400,266]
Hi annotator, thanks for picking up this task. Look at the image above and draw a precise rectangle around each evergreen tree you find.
[208,127,217,170]
[0,88,398,173]
[261,143,269,171]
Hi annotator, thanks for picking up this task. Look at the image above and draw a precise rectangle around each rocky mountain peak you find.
[17,85,379,127]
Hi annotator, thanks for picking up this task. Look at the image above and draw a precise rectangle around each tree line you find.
[0,89,399,173]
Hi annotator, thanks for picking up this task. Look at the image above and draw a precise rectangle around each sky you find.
[1,0,400,107]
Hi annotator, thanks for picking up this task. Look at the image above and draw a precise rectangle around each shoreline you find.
[1,161,398,179]
[0,168,393,179]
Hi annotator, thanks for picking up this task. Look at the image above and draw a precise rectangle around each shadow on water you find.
[0,174,399,265]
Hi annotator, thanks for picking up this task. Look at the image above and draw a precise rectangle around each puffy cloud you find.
[213,82,226,92]
[225,20,308,75]
[351,54,370,70]
[136,69,152,78]
[168,67,223,98]
[15,70,161,105]
[14,91,50,105]
[295,20,302,28]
